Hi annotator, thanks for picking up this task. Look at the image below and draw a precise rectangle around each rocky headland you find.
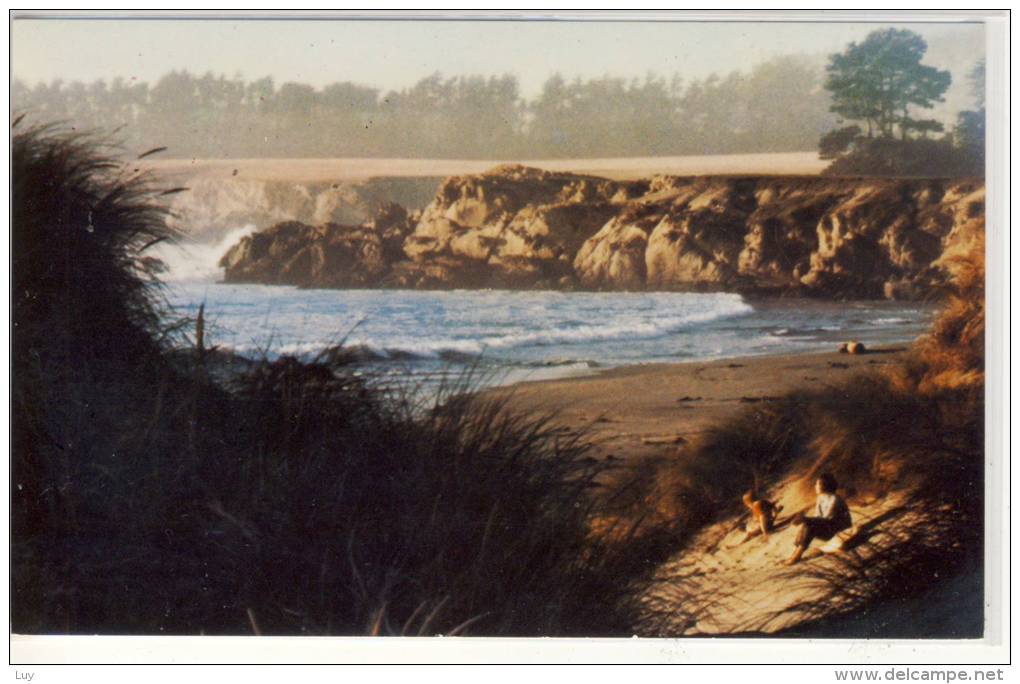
[218,165,985,299]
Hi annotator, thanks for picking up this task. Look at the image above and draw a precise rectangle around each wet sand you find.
[499,345,910,460]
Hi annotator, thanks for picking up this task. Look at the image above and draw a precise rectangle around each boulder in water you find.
[839,341,867,354]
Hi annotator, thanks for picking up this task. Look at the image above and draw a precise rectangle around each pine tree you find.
[825,29,951,141]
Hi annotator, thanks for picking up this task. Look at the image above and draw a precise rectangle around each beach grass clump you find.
[12,120,637,636]
[910,230,985,399]
[12,118,179,367]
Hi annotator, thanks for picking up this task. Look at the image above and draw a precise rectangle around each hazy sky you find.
[12,16,985,96]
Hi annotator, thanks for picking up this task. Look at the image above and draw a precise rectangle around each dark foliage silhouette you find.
[12,121,647,636]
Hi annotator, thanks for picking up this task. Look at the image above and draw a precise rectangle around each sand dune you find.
[499,345,981,637]
[141,151,826,182]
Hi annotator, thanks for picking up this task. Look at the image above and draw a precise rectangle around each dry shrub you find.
[914,229,985,397]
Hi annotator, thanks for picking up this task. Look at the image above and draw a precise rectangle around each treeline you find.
[11,56,838,159]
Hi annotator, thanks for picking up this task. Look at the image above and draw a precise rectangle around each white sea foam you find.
[341,296,754,358]
[151,225,257,282]
[869,317,912,326]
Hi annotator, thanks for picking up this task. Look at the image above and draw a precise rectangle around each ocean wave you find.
[347,294,753,357]
[167,282,930,390]
[210,292,755,363]
[869,317,912,326]
[151,225,257,282]
[770,324,843,337]
[224,340,333,358]
[522,358,601,368]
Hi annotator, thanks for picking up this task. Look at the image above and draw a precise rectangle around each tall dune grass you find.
[12,121,642,636]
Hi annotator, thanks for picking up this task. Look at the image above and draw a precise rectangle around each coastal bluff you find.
[218,165,984,299]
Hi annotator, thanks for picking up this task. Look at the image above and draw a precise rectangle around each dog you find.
[742,490,783,541]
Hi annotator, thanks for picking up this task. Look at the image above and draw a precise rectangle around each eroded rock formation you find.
[219,165,985,299]
[219,203,414,288]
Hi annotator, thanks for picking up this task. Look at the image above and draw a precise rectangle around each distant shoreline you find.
[141,151,827,182]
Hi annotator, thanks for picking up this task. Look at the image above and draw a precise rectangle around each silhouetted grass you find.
[12,121,641,636]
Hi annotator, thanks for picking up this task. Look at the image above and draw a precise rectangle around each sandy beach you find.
[500,345,910,460]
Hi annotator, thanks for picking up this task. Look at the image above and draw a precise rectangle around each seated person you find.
[784,472,852,565]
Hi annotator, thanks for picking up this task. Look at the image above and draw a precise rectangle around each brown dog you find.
[742,490,783,541]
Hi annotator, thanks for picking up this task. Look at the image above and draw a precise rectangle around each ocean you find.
[157,233,936,390]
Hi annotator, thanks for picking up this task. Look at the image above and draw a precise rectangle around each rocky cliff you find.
[218,203,415,288]
[219,165,985,299]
